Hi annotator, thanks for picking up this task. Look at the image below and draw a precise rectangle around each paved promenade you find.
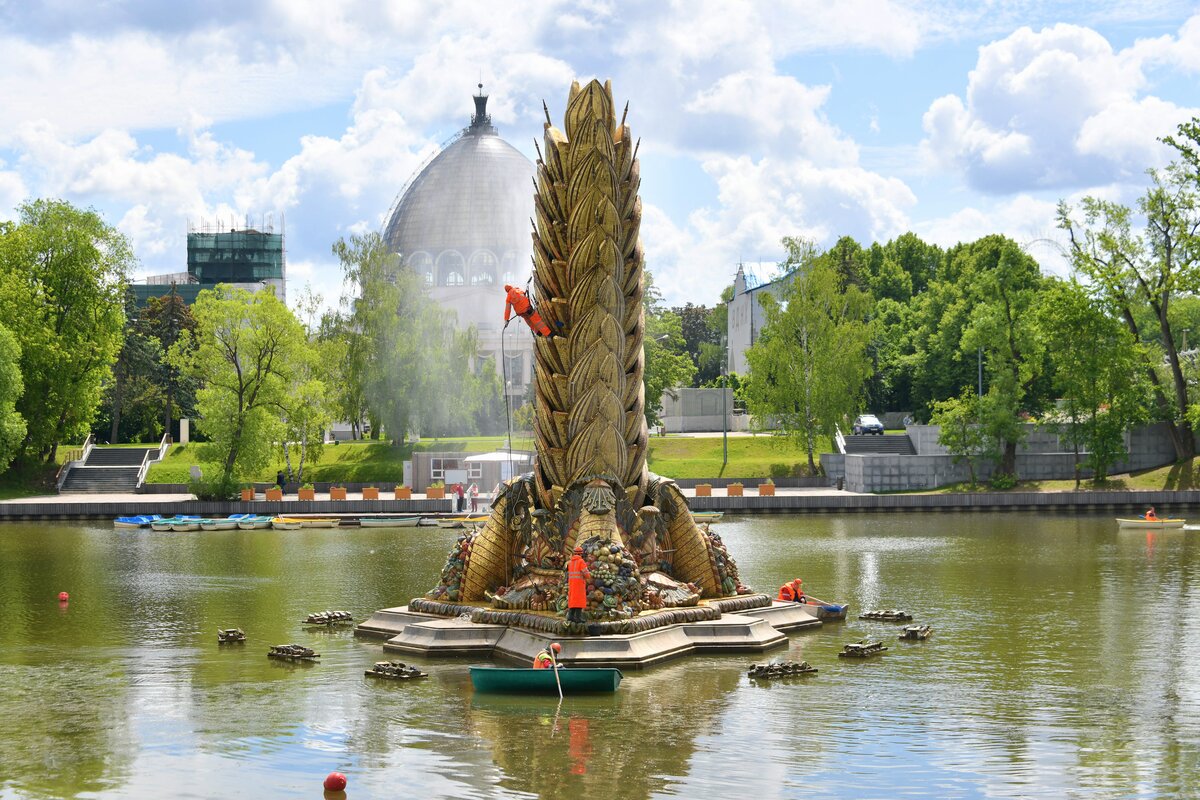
[2,485,1198,519]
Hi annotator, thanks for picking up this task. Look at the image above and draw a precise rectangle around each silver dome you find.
[383,92,534,289]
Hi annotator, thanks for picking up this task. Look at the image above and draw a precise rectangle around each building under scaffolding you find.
[132,216,286,306]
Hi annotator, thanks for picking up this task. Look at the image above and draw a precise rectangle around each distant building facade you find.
[132,220,286,306]
[726,263,788,375]
[381,87,535,404]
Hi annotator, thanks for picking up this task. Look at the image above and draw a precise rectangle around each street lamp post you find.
[722,336,729,469]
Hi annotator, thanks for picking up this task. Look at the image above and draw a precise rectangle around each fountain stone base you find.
[355,597,821,669]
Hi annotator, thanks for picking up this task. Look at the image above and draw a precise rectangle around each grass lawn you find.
[0,458,68,499]
[645,434,829,479]
[913,457,1200,494]
[144,432,828,484]
[146,436,521,484]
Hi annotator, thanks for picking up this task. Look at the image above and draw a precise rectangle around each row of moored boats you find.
[115,510,724,531]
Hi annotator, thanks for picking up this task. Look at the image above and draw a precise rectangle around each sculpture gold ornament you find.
[421,80,756,632]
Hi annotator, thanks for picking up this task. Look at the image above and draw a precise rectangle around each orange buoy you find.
[58,591,69,601]
[323,772,347,791]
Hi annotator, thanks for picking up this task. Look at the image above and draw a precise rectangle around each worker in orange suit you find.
[504,284,552,336]
[777,578,804,603]
[566,545,591,624]
[533,642,562,669]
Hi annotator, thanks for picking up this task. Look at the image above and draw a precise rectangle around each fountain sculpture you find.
[414,80,768,635]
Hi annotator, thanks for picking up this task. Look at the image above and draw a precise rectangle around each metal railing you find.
[834,426,846,455]
[135,449,154,489]
[55,433,95,491]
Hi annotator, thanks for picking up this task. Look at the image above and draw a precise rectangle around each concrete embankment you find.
[1,487,1197,519]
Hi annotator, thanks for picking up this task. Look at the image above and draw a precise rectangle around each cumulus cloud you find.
[645,154,916,305]
[922,18,1200,193]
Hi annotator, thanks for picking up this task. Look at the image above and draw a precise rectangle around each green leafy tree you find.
[930,389,989,488]
[743,246,873,472]
[0,199,132,462]
[959,237,1049,479]
[643,271,696,426]
[1036,280,1148,485]
[0,323,25,473]
[1058,155,1200,461]
[141,288,199,439]
[335,232,498,441]
[170,285,309,489]
[96,289,165,443]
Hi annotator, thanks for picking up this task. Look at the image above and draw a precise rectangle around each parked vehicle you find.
[853,414,884,435]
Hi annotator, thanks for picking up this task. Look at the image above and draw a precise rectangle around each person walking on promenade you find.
[455,483,465,512]
[469,483,479,513]
[566,545,591,624]
[276,470,286,490]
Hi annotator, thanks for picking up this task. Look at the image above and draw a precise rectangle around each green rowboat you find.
[470,666,622,695]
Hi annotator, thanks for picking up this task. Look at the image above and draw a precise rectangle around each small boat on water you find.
[436,515,487,528]
[470,666,622,695]
[359,515,423,528]
[236,515,274,530]
[149,515,201,532]
[800,595,849,621]
[200,518,239,531]
[273,517,341,529]
[1116,517,1185,529]
[692,512,723,523]
[114,514,163,528]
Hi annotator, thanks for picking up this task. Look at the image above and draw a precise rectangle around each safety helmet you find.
[574,545,583,554]
[550,642,562,653]
[504,284,514,292]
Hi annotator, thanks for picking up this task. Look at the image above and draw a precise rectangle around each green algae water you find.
[1,513,1198,799]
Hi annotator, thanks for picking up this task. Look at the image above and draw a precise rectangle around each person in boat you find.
[504,284,552,337]
[1145,506,1158,521]
[533,642,562,669]
[777,578,805,603]
[566,545,592,624]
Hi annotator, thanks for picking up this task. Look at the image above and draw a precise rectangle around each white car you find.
[853,414,884,435]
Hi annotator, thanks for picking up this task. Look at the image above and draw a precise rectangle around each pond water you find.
[0,513,1198,799]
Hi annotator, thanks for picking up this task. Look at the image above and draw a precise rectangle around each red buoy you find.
[58,591,70,601]
[323,772,347,791]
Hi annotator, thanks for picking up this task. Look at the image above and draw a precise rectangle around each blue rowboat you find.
[114,514,163,528]
[801,595,849,621]
[470,666,622,695]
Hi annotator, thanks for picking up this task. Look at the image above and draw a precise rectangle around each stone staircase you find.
[59,446,160,493]
[842,434,916,456]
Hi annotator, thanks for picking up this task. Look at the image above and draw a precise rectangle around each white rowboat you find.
[359,516,423,528]
[1115,518,1185,529]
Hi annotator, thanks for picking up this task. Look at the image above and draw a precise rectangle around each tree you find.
[96,289,164,443]
[643,271,696,426]
[170,285,310,489]
[0,323,25,474]
[959,237,1049,479]
[1058,155,1200,461]
[141,287,198,439]
[930,389,989,488]
[1036,279,1148,485]
[335,232,499,441]
[743,245,873,472]
[0,199,132,463]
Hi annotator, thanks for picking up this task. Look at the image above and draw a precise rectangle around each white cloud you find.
[645,154,916,304]
[922,18,1200,193]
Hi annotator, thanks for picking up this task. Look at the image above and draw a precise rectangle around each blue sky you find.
[0,1,1197,308]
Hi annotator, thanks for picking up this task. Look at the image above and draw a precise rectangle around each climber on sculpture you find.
[503,284,551,337]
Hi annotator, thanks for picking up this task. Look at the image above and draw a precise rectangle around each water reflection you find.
[0,514,1197,798]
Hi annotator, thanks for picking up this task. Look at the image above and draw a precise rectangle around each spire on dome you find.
[469,83,495,134]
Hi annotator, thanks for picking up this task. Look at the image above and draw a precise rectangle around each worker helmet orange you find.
[550,642,562,653]
[574,545,583,554]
